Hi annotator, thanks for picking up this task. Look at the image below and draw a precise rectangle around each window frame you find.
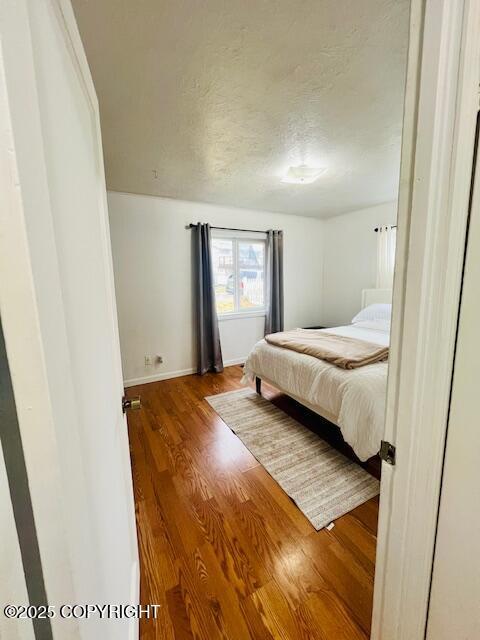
[211,232,267,320]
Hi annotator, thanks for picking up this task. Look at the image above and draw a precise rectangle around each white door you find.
[0,1,138,639]
[426,121,480,639]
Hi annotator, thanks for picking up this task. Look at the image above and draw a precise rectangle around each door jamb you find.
[372,1,480,638]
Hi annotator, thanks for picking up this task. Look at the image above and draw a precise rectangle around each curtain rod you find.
[374,225,397,232]
[186,223,270,234]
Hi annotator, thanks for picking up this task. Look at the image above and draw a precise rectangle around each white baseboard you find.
[223,357,247,367]
[123,367,196,387]
[123,358,246,387]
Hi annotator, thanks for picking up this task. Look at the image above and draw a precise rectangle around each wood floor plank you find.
[191,496,266,597]
[127,365,379,639]
[249,579,311,640]
[196,542,255,640]
[302,532,375,634]
[304,590,369,640]
[328,513,377,575]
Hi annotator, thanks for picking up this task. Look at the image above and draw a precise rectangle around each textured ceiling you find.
[72,0,409,218]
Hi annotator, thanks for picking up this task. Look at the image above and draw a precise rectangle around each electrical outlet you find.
[156,355,164,364]
[144,355,152,366]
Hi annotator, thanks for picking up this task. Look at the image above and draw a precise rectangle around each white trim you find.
[123,359,247,388]
[218,310,266,321]
[124,368,197,387]
[223,357,247,367]
[372,1,480,639]
[211,228,267,240]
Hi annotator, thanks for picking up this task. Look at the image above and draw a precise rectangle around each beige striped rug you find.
[206,388,379,530]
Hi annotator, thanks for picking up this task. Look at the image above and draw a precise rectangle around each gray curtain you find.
[265,229,284,335]
[193,223,224,374]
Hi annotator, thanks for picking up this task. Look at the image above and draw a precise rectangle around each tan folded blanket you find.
[265,329,389,369]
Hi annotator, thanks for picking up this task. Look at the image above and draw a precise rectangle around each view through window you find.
[211,237,266,315]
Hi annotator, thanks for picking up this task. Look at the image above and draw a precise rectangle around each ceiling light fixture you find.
[281,164,326,185]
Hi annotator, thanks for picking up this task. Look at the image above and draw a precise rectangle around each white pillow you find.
[352,303,392,325]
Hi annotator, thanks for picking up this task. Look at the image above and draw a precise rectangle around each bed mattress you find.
[242,323,389,461]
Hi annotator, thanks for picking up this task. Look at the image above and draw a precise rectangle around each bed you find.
[242,289,392,461]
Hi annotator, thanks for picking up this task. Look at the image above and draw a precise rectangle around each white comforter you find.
[242,322,389,461]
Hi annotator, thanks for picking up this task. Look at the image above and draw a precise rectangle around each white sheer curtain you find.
[376,225,397,288]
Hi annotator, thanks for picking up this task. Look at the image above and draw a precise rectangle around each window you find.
[211,235,266,316]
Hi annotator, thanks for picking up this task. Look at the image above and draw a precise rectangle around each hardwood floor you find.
[127,366,379,639]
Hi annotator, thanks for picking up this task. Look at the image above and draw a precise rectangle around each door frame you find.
[372,1,480,638]
[0,0,138,637]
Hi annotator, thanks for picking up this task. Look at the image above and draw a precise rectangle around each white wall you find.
[321,202,398,327]
[426,147,480,640]
[108,192,324,385]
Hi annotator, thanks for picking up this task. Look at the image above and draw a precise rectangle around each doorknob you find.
[122,396,141,413]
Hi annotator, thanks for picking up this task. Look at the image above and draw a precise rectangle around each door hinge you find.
[380,440,396,465]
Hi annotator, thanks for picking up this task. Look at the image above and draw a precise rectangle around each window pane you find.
[211,238,234,314]
[238,241,265,309]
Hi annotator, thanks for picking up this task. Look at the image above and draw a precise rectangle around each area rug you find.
[205,388,379,530]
